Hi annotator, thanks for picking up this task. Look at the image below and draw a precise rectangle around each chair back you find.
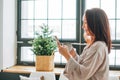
[29,72,55,80]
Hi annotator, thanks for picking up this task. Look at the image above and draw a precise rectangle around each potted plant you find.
[31,24,57,71]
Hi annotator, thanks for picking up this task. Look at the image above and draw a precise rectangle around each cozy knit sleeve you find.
[63,42,107,80]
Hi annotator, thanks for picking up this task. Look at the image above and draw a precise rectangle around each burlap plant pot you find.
[35,55,54,71]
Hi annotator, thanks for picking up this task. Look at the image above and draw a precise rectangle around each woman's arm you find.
[64,42,108,80]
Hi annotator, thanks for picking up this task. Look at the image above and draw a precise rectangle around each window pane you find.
[62,20,76,40]
[35,20,47,35]
[116,20,120,40]
[48,20,61,38]
[85,0,100,9]
[21,47,35,62]
[109,50,115,65]
[61,55,67,63]
[117,0,120,18]
[63,0,76,19]
[21,20,34,38]
[54,49,67,64]
[48,0,61,19]
[116,50,120,65]
[35,20,47,27]
[21,1,34,19]
[101,0,115,19]
[35,0,47,19]
[54,52,61,63]
[109,20,115,40]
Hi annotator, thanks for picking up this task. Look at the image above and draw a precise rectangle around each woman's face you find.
[82,15,90,36]
[82,15,93,44]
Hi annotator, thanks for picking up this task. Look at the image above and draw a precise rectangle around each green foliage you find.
[31,24,57,56]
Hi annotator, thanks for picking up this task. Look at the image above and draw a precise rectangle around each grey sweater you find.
[64,41,109,80]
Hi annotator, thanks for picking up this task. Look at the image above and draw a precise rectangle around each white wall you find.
[0,0,16,70]
[0,0,3,70]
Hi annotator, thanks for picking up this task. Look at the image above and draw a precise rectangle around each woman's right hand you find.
[56,39,71,61]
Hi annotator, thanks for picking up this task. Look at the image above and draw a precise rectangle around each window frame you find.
[17,0,120,70]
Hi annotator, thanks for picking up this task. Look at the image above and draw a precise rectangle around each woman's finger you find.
[57,41,62,48]
[54,36,62,48]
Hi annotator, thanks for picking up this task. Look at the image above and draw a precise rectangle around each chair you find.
[0,72,20,80]
[29,72,56,80]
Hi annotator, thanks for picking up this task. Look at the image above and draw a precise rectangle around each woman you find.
[57,8,111,80]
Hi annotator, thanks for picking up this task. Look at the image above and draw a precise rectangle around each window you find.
[17,0,120,69]
[85,0,120,69]
[17,0,80,66]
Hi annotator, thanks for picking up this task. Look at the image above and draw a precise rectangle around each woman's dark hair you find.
[85,8,111,53]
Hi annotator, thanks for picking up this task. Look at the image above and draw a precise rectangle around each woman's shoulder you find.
[91,41,106,49]
[84,41,107,50]
[93,41,106,45]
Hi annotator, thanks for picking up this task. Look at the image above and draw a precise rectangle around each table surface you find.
[2,65,120,78]
[2,65,64,75]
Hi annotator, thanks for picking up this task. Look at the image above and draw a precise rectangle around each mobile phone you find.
[54,36,59,42]
[54,36,73,51]
[54,36,61,46]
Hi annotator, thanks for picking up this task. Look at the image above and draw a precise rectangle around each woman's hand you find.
[56,40,71,61]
